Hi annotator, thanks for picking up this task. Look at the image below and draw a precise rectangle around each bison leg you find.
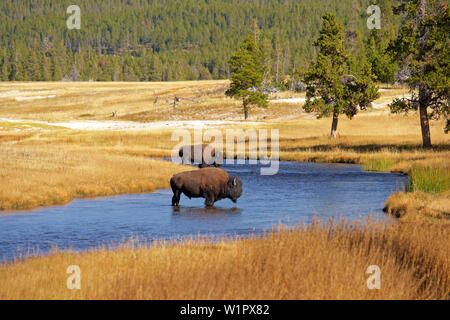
[170,180,181,206]
[172,194,178,206]
[172,191,181,206]
[198,162,208,168]
[204,192,215,207]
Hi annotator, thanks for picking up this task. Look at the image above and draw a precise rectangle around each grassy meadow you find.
[0,145,190,211]
[0,81,449,299]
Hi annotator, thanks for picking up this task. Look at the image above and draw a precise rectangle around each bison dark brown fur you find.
[170,167,242,207]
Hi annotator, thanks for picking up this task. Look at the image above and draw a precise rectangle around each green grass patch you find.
[363,157,396,172]
[409,166,450,194]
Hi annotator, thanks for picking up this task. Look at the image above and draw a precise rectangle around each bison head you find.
[227,176,242,203]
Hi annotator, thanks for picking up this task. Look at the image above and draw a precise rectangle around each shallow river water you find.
[0,161,408,262]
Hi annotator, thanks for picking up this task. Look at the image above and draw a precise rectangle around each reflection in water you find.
[172,206,242,216]
[0,161,407,262]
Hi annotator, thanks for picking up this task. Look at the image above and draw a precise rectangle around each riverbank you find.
[0,145,190,211]
[1,217,448,299]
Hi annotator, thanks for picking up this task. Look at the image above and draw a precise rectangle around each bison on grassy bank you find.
[178,144,222,168]
[170,167,242,207]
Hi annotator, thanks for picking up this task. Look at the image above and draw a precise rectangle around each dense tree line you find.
[0,0,399,82]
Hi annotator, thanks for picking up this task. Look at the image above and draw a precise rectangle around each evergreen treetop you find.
[226,35,268,120]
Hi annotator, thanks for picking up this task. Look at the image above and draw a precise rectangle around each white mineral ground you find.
[0,118,262,131]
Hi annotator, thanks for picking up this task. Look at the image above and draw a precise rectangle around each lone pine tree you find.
[388,0,449,148]
[304,14,379,138]
[226,35,268,120]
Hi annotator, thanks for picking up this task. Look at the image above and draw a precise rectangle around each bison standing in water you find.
[178,144,222,168]
[170,167,242,207]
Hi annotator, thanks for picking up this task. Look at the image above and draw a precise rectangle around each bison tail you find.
[170,177,177,192]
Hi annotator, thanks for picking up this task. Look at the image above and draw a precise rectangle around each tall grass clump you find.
[363,157,396,172]
[409,166,450,194]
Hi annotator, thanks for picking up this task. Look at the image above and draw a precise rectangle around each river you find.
[0,161,408,262]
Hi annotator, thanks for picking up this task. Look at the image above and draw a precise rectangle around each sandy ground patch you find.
[0,118,263,131]
[0,90,55,98]
[15,95,57,101]
[270,95,413,110]
[270,97,308,104]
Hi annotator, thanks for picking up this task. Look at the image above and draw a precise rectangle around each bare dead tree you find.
[173,96,181,109]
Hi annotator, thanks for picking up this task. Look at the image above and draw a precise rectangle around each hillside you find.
[0,0,398,82]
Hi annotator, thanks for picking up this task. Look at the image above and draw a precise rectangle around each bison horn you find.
[232,177,237,186]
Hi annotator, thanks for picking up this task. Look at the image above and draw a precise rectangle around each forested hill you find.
[0,0,397,82]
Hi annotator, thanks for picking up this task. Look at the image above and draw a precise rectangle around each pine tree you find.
[63,64,81,82]
[364,0,397,84]
[149,54,163,81]
[98,56,115,81]
[259,36,273,90]
[388,0,449,147]
[13,49,26,81]
[40,53,51,81]
[365,30,396,83]
[0,48,9,81]
[122,55,138,81]
[50,53,63,81]
[304,14,380,138]
[226,35,268,120]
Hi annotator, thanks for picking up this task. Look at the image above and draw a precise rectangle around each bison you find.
[178,144,223,168]
[170,167,242,207]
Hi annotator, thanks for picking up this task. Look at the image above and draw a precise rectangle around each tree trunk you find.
[173,96,180,109]
[290,63,296,91]
[418,0,431,148]
[330,111,339,139]
[419,95,432,148]
[243,100,248,120]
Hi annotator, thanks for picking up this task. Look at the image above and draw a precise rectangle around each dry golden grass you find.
[0,81,231,122]
[0,217,448,300]
[0,145,189,211]
[0,81,410,121]
[384,191,450,220]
